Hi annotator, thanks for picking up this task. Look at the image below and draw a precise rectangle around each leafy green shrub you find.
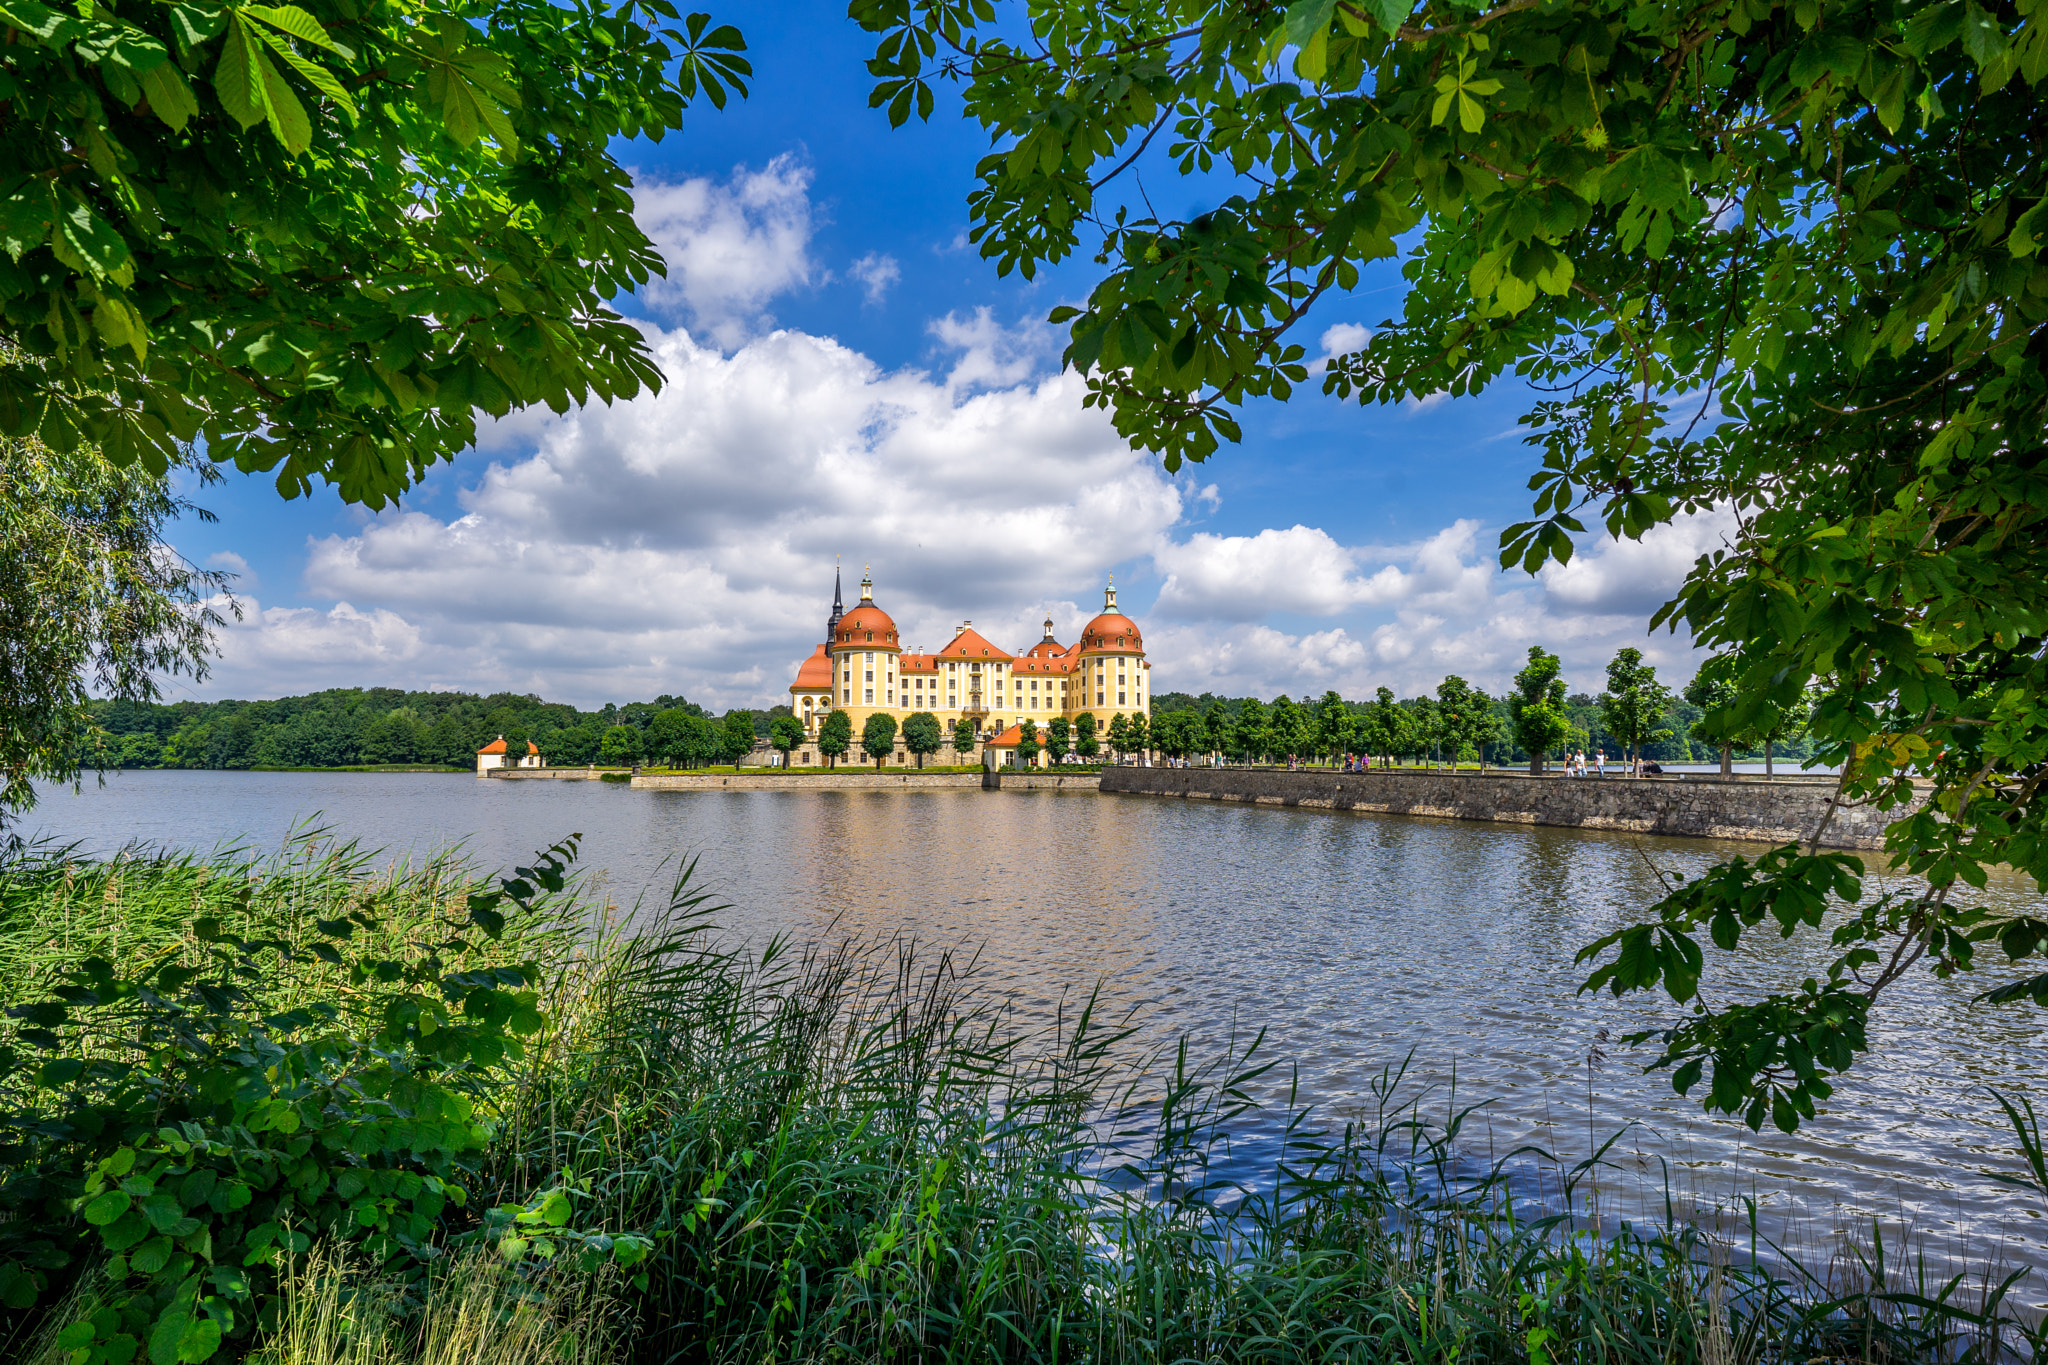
[0,835,646,1364]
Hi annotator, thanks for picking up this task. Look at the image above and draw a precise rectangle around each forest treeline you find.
[85,689,790,770]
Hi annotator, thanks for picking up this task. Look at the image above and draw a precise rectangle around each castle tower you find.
[1077,575,1147,718]
[831,566,903,728]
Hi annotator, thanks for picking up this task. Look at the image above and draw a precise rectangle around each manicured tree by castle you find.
[1436,675,1502,770]
[1016,719,1040,767]
[684,714,722,768]
[1601,649,1675,774]
[1105,713,1130,762]
[817,710,852,770]
[1201,701,1230,763]
[902,711,943,769]
[1467,687,1505,771]
[1232,698,1268,764]
[950,716,978,756]
[1434,677,1474,769]
[1350,702,1385,767]
[1125,712,1150,763]
[598,724,640,767]
[1266,695,1306,763]
[1073,712,1099,760]
[1153,710,1198,763]
[1313,691,1350,765]
[647,708,717,768]
[1368,689,1405,767]
[769,715,806,767]
[641,709,682,768]
[862,713,899,771]
[721,710,758,767]
[1401,697,1440,768]
[1045,715,1071,763]
[1510,649,1572,775]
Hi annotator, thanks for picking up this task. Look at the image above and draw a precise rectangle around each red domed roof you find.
[1079,613,1141,652]
[791,644,832,690]
[836,603,898,647]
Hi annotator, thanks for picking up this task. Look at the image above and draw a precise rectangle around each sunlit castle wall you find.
[787,573,1151,749]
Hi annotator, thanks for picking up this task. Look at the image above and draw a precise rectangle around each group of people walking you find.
[1563,749,1607,777]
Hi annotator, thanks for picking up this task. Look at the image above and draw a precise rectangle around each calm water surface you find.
[20,770,2047,1284]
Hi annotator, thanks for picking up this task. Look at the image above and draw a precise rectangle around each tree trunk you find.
[1720,742,1732,776]
[1765,740,1774,777]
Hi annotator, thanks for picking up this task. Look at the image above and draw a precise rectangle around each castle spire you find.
[1104,574,1117,612]
[825,559,845,651]
[860,565,874,602]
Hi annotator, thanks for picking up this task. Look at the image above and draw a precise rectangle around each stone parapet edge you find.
[1098,767,1903,851]
[628,772,1101,792]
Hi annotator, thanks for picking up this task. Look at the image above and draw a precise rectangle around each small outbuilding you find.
[982,724,1045,769]
[476,736,543,775]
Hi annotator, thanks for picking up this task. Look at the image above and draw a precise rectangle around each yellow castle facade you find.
[789,568,1151,741]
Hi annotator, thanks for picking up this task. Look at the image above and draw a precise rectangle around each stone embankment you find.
[630,771,1100,792]
[485,767,621,780]
[1102,767,1903,850]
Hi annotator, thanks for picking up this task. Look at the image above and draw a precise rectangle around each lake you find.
[18,769,2046,1288]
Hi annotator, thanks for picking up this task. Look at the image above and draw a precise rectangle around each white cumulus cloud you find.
[633,155,816,346]
[849,252,901,304]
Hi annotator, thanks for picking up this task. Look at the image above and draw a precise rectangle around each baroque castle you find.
[788,568,1150,748]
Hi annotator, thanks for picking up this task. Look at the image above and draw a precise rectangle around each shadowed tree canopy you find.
[857,0,2048,1130]
[0,0,747,507]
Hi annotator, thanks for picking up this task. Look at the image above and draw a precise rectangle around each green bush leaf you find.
[83,1190,132,1225]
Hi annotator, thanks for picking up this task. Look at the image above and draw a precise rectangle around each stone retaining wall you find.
[485,767,623,780]
[1100,767,1901,850]
[630,771,1100,792]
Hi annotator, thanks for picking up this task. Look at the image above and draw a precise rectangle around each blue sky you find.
[169,6,1718,711]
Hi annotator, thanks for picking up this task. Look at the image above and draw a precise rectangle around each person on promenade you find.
[1595,750,1606,777]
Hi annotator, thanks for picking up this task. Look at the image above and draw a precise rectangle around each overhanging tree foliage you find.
[858,0,2048,1131]
[1,440,228,824]
[0,0,746,507]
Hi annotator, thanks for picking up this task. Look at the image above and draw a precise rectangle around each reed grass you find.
[2,835,2042,1364]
